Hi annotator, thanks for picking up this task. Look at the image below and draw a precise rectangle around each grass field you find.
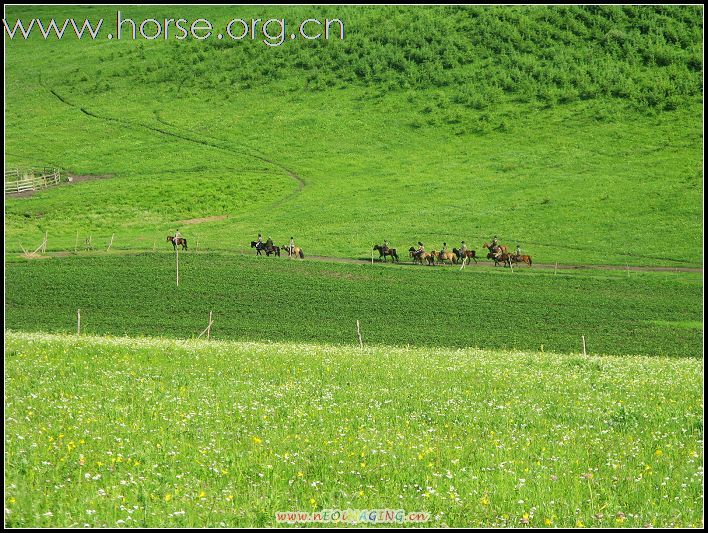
[4,331,703,528]
[5,252,703,358]
[4,5,703,266]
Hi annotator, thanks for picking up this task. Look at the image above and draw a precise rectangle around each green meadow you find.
[4,5,703,266]
[4,331,703,527]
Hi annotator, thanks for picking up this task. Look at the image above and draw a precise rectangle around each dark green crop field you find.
[5,252,702,357]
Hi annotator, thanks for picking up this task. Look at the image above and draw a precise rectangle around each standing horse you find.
[432,250,457,265]
[265,244,281,257]
[510,254,532,267]
[167,235,188,250]
[373,245,399,262]
[409,247,434,265]
[453,248,478,264]
[487,252,512,267]
[281,245,305,259]
[483,242,508,255]
[251,241,264,255]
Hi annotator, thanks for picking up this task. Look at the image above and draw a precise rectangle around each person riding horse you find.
[256,233,264,251]
[490,235,503,259]
[413,242,425,259]
[383,239,390,254]
[515,243,521,257]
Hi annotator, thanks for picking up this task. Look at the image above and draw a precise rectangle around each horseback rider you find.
[289,236,295,257]
[414,241,425,258]
[516,243,521,257]
[441,242,448,254]
[174,229,182,243]
[257,233,264,250]
[459,240,468,255]
[265,235,274,250]
[383,239,390,254]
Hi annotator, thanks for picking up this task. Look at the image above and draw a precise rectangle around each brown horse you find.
[373,244,399,262]
[483,242,508,255]
[453,248,478,264]
[281,245,305,259]
[409,247,434,265]
[167,235,188,250]
[510,254,532,267]
[487,252,512,267]
[432,250,457,265]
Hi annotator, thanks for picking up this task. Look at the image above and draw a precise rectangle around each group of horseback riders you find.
[389,235,526,266]
[252,233,304,258]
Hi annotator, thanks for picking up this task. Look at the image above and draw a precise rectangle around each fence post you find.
[107,233,115,251]
[75,230,79,253]
[77,309,81,335]
[207,311,212,339]
[176,246,180,286]
[356,320,363,349]
[582,335,586,356]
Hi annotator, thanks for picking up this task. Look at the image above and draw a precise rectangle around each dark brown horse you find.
[373,244,399,262]
[487,252,512,267]
[453,248,478,264]
[167,235,188,250]
[251,241,281,256]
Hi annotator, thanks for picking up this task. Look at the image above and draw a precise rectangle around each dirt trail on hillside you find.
[48,89,306,207]
[26,248,701,273]
[306,255,702,273]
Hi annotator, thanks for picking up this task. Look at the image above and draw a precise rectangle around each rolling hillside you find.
[4,5,703,266]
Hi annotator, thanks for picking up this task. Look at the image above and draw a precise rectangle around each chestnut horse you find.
[409,247,434,265]
[510,254,532,267]
[432,250,457,265]
[483,242,508,255]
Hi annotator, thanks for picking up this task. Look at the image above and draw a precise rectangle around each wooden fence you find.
[5,168,61,194]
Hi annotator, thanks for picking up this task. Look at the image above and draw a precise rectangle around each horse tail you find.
[299,250,304,259]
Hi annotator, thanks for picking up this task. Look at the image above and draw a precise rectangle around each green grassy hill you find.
[4,5,703,266]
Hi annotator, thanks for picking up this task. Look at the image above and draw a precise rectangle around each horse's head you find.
[373,245,380,251]
[482,242,490,249]
[250,241,256,247]
[408,247,415,252]
[167,236,173,242]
